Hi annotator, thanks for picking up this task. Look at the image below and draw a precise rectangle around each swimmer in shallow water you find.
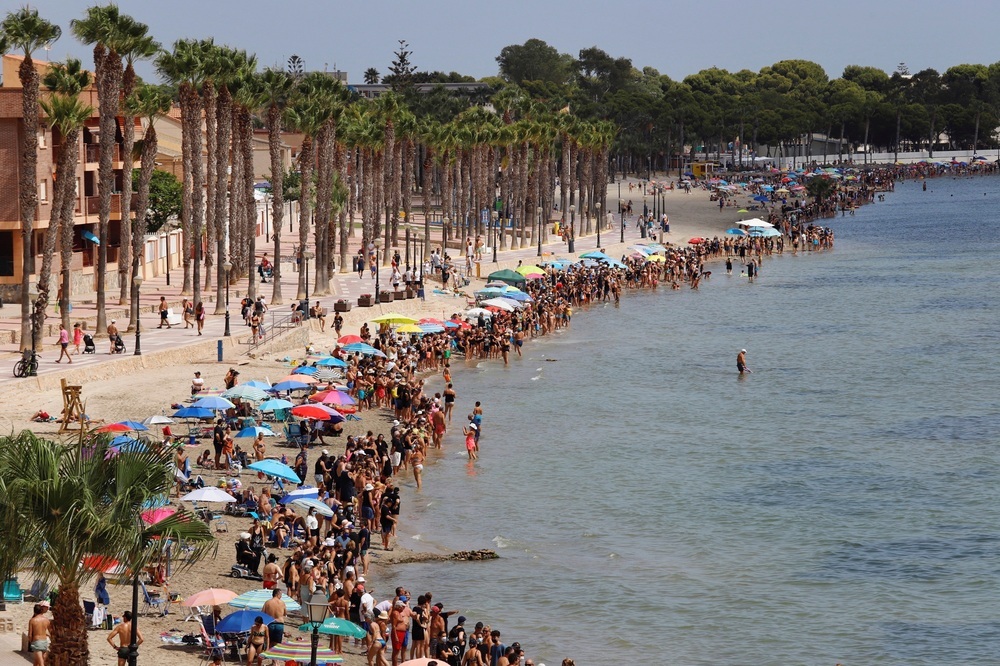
[737,348,751,375]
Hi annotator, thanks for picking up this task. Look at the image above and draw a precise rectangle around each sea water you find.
[383,175,1000,665]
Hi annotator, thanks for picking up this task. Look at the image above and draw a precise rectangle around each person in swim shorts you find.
[737,348,750,375]
[28,603,51,665]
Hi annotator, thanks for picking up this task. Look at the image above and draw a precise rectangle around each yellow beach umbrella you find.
[396,324,423,334]
[516,264,546,276]
[370,313,418,325]
[646,254,666,263]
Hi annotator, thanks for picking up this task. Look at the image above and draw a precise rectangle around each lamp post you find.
[620,199,625,243]
[491,211,499,262]
[222,261,232,337]
[568,204,575,253]
[536,205,543,257]
[373,239,382,300]
[305,591,329,666]
[595,202,602,249]
[442,216,449,255]
[302,248,314,320]
[405,227,411,272]
[415,235,424,282]
[132,275,143,356]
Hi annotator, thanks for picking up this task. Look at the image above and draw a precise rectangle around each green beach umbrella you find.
[486,268,526,286]
[299,617,368,639]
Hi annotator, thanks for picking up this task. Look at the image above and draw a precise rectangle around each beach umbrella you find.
[279,374,320,385]
[497,290,532,302]
[646,255,666,263]
[230,590,301,612]
[81,555,120,573]
[515,264,545,277]
[140,507,176,525]
[244,380,272,390]
[444,320,462,329]
[313,368,343,382]
[259,398,294,412]
[292,366,318,376]
[279,487,320,504]
[181,487,238,503]
[337,334,364,345]
[299,617,367,639]
[486,268,526,285]
[464,308,493,319]
[484,281,510,288]
[235,425,277,438]
[688,237,704,245]
[396,324,424,334]
[271,380,311,392]
[216,609,276,633]
[315,356,348,368]
[315,391,356,407]
[474,287,506,298]
[341,343,386,358]
[291,405,335,421]
[726,228,748,236]
[261,642,341,663]
[418,323,446,334]
[480,297,519,312]
[115,420,149,431]
[183,588,238,608]
[291,497,335,517]
[174,407,215,419]
[753,195,769,202]
[741,218,774,228]
[247,459,302,483]
[143,415,174,426]
[193,396,236,411]
[222,385,269,402]
[97,423,132,433]
[371,313,418,325]
[111,438,147,453]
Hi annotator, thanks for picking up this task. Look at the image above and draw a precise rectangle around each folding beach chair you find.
[1,578,23,604]
[139,580,167,616]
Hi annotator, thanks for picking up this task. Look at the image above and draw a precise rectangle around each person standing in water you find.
[737,349,750,375]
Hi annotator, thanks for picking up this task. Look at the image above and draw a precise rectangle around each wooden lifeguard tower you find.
[58,378,85,433]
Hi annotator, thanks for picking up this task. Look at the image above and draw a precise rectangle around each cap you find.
[741,349,747,353]
[322,449,329,455]
[111,319,116,323]
[357,576,365,583]
[457,616,466,624]
[469,424,477,430]
[364,483,374,491]
[239,532,251,540]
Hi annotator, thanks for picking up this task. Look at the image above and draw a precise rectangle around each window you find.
[39,180,48,202]
[37,130,46,149]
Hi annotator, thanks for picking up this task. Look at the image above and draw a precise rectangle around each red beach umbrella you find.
[337,335,364,345]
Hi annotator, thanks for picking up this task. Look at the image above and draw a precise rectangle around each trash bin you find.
[188,432,196,447]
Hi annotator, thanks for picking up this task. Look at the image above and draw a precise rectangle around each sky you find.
[13,0,1000,85]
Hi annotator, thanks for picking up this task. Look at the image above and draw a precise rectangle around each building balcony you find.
[85,194,121,216]
[84,143,121,164]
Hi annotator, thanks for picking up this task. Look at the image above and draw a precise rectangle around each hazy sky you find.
[16,0,1000,84]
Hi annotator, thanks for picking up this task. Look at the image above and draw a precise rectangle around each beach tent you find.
[486,268,526,286]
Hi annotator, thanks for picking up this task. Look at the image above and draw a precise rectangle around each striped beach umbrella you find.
[261,641,343,663]
[229,589,301,612]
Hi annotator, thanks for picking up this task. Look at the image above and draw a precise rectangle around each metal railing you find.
[243,307,303,354]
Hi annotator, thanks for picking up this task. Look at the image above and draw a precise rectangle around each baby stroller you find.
[111,333,126,354]
[82,334,96,354]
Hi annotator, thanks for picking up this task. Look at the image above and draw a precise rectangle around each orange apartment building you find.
[0,53,136,302]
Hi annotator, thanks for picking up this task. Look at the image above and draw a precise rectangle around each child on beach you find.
[72,322,83,354]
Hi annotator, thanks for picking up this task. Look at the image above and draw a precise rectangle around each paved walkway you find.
[0,205,659,387]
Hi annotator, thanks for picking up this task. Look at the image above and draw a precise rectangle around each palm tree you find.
[259,68,294,303]
[232,69,264,299]
[0,431,215,666]
[1,8,62,351]
[38,59,93,338]
[285,88,325,299]
[126,84,171,331]
[157,39,208,304]
[71,4,129,335]
[114,16,157,308]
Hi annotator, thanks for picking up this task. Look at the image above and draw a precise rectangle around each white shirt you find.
[360,592,374,618]
[305,515,318,531]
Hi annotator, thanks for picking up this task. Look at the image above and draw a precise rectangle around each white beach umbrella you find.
[181,487,237,503]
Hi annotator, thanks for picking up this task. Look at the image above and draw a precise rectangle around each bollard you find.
[217,339,223,362]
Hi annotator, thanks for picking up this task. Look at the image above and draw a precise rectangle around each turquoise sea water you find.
[383,175,1000,665]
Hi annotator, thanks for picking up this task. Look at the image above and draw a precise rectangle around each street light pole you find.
[305,591,329,666]
[223,261,232,337]
[620,199,625,243]
[373,239,382,300]
[491,211,499,263]
[568,204,576,253]
[536,206,543,257]
[595,202,602,249]
[132,275,143,355]
[302,248,315,320]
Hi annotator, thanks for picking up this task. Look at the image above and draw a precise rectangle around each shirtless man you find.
[27,603,51,665]
[106,319,119,354]
[430,409,446,449]
[261,588,287,646]
[389,600,411,666]
[737,348,750,375]
[108,611,142,666]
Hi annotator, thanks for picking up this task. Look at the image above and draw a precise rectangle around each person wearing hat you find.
[368,609,389,665]
[463,421,478,460]
[737,348,750,375]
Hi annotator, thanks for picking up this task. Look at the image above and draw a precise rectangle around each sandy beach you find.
[0,175,799,665]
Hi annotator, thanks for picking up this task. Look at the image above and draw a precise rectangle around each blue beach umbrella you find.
[172,407,214,419]
[229,590,300,612]
[193,396,236,410]
[279,487,319,504]
[292,366,318,376]
[315,356,348,368]
[247,459,301,483]
[753,195,769,202]
[222,385,268,401]
[726,228,748,236]
[258,398,294,412]
[216,610,275,634]
[235,426,277,439]
[115,420,148,431]
[271,380,310,392]
[341,343,386,358]
[244,380,272,389]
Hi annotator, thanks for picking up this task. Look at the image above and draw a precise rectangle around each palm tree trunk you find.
[213,86,231,314]
[50,581,87,666]
[268,104,285,303]
[95,51,122,335]
[131,125,158,330]
[242,109,256,301]
[338,144,350,273]
[297,137,314,299]
[228,104,244,282]
[17,57,40,350]
[203,81,217,296]
[118,116,135,306]
[184,84,205,311]
[313,123,332,295]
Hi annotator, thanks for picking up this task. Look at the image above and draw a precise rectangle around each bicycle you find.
[13,349,38,378]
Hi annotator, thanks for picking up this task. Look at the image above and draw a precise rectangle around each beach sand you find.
[0,176,742,664]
